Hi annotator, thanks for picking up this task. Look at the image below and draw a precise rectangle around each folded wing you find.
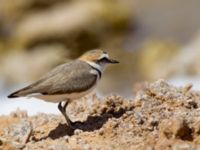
[8,60,97,98]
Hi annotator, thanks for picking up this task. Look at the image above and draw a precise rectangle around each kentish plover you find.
[8,49,119,128]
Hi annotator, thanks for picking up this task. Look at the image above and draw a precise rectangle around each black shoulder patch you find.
[91,66,102,79]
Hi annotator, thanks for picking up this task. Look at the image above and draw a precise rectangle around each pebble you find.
[74,129,83,135]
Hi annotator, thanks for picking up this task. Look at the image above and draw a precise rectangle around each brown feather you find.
[8,60,97,98]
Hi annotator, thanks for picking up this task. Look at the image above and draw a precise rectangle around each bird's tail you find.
[7,85,33,98]
[8,90,22,98]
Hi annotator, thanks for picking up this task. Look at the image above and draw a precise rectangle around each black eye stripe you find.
[98,57,110,63]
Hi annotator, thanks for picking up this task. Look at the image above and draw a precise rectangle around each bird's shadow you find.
[46,107,126,139]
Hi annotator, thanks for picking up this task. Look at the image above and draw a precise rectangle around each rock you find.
[153,31,200,78]
[2,119,32,149]
[2,80,200,149]
[172,143,198,150]
[137,41,180,80]
[10,108,28,118]
[0,0,134,87]
[0,45,66,83]
[159,118,192,140]
[12,120,32,143]
[13,0,132,50]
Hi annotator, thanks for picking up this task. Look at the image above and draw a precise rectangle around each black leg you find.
[62,101,75,128]
[58,102,63,112]
[58,101,75,129]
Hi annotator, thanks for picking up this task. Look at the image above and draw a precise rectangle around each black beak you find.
[108,58,119,64]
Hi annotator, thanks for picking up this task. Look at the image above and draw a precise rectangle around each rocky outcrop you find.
[1,80,200,150]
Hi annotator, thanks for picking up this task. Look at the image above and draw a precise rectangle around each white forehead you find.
[99,53,109,59]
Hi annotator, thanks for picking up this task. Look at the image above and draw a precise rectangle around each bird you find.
[7,49,119,129]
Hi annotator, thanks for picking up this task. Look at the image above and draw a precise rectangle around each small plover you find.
[8,49,119,128]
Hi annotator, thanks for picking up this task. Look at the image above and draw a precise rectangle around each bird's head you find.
[79,49,119,72]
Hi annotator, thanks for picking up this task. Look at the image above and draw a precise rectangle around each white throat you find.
[85,61,106,72]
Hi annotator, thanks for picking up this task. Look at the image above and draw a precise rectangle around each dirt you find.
[1,80,200,150]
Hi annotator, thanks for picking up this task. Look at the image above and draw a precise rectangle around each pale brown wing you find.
[8,60,97,98]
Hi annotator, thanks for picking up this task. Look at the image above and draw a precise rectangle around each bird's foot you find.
[65,120,77,130]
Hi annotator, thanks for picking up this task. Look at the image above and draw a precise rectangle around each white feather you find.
[86,61,105,72]
[99,53,109,59]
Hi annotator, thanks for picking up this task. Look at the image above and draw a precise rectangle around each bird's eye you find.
[98,57,110,63]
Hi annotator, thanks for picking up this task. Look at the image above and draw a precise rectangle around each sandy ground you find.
[1,80,200,150]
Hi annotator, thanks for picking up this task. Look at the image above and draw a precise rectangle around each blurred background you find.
[1,0,200,115]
